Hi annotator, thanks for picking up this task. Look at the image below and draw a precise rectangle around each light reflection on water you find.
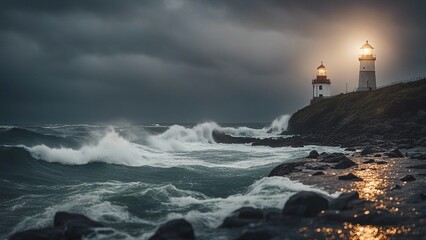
[319,159,416,239]
[312,224,412,240]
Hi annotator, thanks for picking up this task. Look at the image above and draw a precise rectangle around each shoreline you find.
[8,143,426,240]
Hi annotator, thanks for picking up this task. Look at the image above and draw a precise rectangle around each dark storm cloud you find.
[0,0,425,123]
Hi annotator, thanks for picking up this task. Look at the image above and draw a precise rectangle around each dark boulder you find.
[361,147,375,156]
[330,191,360,210]
[268,161,306,177]
[212,130,258,144]
[338,173,363,181]
[149,219,194,240]
[220,207,264,228]
[345,147,356,151]
[306,150,319,159]
[374,154,382,157]
[363,159,375,164]
[375,160,388,165]
[333,158,357,169]
[54,212,104,240]
[282,191,329,217]
[319,153,348,163]
[390,185,402,191]
[312,171,324,176]
[400,175,416,182]
[54,212,103,228]
[390,149,404,158]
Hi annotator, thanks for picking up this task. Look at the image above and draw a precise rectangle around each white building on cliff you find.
[310,62,331,104]
[357,40,377,91]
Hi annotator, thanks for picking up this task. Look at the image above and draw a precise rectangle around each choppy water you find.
[0,116,342,239]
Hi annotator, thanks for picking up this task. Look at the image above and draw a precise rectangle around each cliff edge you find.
[288,79,426,145]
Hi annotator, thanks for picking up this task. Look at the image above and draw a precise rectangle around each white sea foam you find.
[23,115,339,168]
[164,176,332,228]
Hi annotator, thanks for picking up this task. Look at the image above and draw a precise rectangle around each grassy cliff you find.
[288,79,426,138]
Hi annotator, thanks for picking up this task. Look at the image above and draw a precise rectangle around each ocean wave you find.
[146,115,290,151]
[18,115,294,167]
[164,176,333,228]
[7,177,334,239]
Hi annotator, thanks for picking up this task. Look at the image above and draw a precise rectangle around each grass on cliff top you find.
[289,79,426,132]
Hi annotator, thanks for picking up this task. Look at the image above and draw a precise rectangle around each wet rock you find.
[320,153,348,163]
[375,160,388,165]
[312,171,324,176]
[406,193,426,203]
[149,219,194,240]
[374,154,382,157]
[338,173,363,181]
[390,185,402,191]
[220,207,264,228]
[54,212,103,228]
[305,164,327,170]
[363,159,375,164]
[333,158,357,169]
[329,191,360,210]
[307,150,319,159]
[282,191,329,217]
[54,212,104,240]
[212,130,258,144]
[361,147,375,156]
[252,136,309,148]
[268,161,306,177]
[391,149,404,158]
[400,175,416,182]
[384,152,399,158]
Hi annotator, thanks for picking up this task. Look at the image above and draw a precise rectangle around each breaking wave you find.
[20,115,294,167]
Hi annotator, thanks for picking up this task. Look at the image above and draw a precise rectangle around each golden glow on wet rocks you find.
[350,163,391,202]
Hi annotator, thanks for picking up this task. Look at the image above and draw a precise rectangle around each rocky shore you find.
[10,146,426,240]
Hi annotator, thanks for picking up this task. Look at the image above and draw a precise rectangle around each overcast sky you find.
[1,0,425,124]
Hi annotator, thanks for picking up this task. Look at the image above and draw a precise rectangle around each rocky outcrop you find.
[268,161,307,177]
[220,207,264,228]
[282,191,329,217]
[287,79,426,147]
[212,130,258,144]
[149,219,195,240]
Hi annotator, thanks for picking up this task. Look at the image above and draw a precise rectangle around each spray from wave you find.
[26,129,144,166]
[267,115,290,134]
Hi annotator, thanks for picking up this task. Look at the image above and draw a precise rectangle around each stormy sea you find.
[0,116,342,239]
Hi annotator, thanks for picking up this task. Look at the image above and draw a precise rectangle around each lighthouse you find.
[357,40,377,91]
[310,61,331,104]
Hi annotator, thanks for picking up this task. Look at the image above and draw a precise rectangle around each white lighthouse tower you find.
[310,61,331,104]
[357,40,377,91]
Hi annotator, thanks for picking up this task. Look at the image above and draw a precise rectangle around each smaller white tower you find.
[311,62,331,104]
[357,40,377,91]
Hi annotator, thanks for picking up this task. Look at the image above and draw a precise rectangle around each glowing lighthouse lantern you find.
[357,40,377,91]
[311,61,331,104]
